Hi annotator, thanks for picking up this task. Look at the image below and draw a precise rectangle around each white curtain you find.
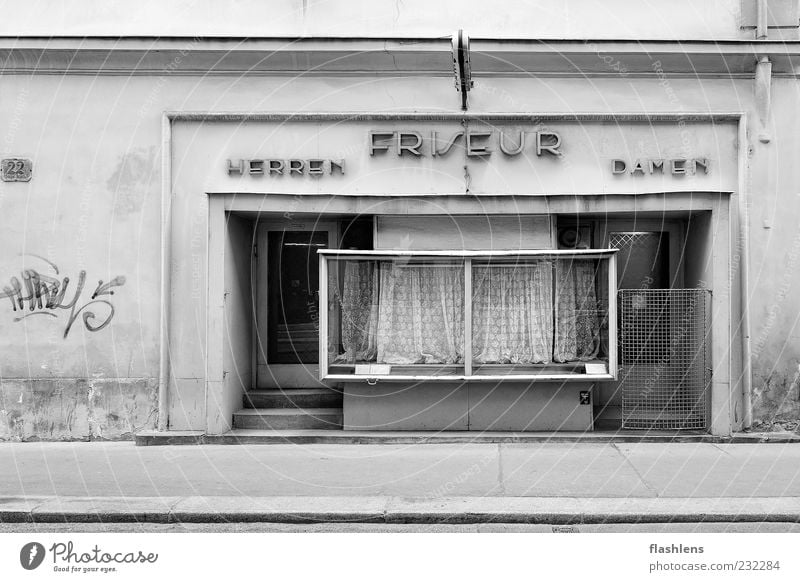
[376,264,464,364]
[472,262,553,364]
[337,258,601,368]
[340,261,379,363]
[554,259,601,362]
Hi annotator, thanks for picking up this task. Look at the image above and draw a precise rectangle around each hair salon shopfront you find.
[155,105,739,441]
[4,36,785,443]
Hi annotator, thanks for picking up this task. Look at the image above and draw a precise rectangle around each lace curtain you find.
[376,264,464,364]
[472,262,554,364]
[340,261,379,362]
[554,259,601,362]
[336,258,601,367]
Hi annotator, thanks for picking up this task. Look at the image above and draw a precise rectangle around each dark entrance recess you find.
[339,216,374,251]
[265,217,374,366]
[610,231,670,290]
[267,230,328,364]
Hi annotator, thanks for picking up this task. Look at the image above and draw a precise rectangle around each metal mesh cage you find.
[619,289,711,430]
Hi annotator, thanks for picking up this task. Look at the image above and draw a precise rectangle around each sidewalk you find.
[1,441,800,524]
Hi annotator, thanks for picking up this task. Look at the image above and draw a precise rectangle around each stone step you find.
[232,408,343,430]
[243,389,343,409]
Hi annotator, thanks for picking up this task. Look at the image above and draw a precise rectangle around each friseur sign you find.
[226,129,562,177]
[225,124,711,185]
[367,129,562,157]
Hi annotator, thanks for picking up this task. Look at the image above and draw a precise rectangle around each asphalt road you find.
[3,522,800,533]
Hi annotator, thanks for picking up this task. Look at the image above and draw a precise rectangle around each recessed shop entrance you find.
[224,214,376,432]
[254,216,374,390]
[583,215,712,431]
[204,200,728,438]
[169,113,740,439]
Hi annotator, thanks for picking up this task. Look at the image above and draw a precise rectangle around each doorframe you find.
[254,217,339,389]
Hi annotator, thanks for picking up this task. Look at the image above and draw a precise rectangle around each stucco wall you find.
[749,78,800,426]
[0,0,746,40]
[0,74,163,439]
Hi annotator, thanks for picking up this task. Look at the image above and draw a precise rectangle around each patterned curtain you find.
[338,258,601,367]
[340,261,379,363]
[472,262,553,364]
[376,264,464,364]
[554,259,601,362]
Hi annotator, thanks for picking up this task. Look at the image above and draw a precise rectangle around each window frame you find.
[318,249,618,382]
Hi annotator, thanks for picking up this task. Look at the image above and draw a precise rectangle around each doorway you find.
[595,218,688,429]
[255,220,338,388]
[253,215,374,389]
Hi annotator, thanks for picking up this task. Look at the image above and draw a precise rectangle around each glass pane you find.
[334,259,379,364]
[553,258,607,364]
[327,258,465,376]
[472,260,554,365]
[471,257,610,375]
[267,231,328,364]
[322,253,613,379]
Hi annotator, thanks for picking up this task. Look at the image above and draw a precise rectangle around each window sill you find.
[324,367,616,383]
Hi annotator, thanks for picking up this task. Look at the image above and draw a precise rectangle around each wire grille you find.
[610,231,668,289]
[619,289,710,430]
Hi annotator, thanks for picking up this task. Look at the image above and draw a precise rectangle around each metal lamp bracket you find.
[451,29,473,111]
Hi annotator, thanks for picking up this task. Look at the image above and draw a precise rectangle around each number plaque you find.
[1,158,32,182]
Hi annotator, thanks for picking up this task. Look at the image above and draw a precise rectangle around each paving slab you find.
[496,443,653,497]
[617,443,800,497]
[0,442,508,497]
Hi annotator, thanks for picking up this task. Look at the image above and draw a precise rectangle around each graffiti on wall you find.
[0,255,126,338]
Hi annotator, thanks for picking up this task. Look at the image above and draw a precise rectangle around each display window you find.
[319,250,617,381]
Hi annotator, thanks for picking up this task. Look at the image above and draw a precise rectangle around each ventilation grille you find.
[619,289,711,431]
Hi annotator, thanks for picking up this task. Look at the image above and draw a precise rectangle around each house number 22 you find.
[1,158,32,182]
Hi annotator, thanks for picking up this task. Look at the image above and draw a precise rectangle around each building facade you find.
[1,0,799,440]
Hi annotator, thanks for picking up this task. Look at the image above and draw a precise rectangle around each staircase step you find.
[594,405,622,431]
[244,388,342,409]
[233,408,343,430]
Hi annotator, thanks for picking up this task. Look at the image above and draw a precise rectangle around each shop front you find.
[6,6,800,444]
[165,113,738,437]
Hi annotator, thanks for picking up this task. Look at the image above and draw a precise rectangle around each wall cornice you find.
[1,37,800,76]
